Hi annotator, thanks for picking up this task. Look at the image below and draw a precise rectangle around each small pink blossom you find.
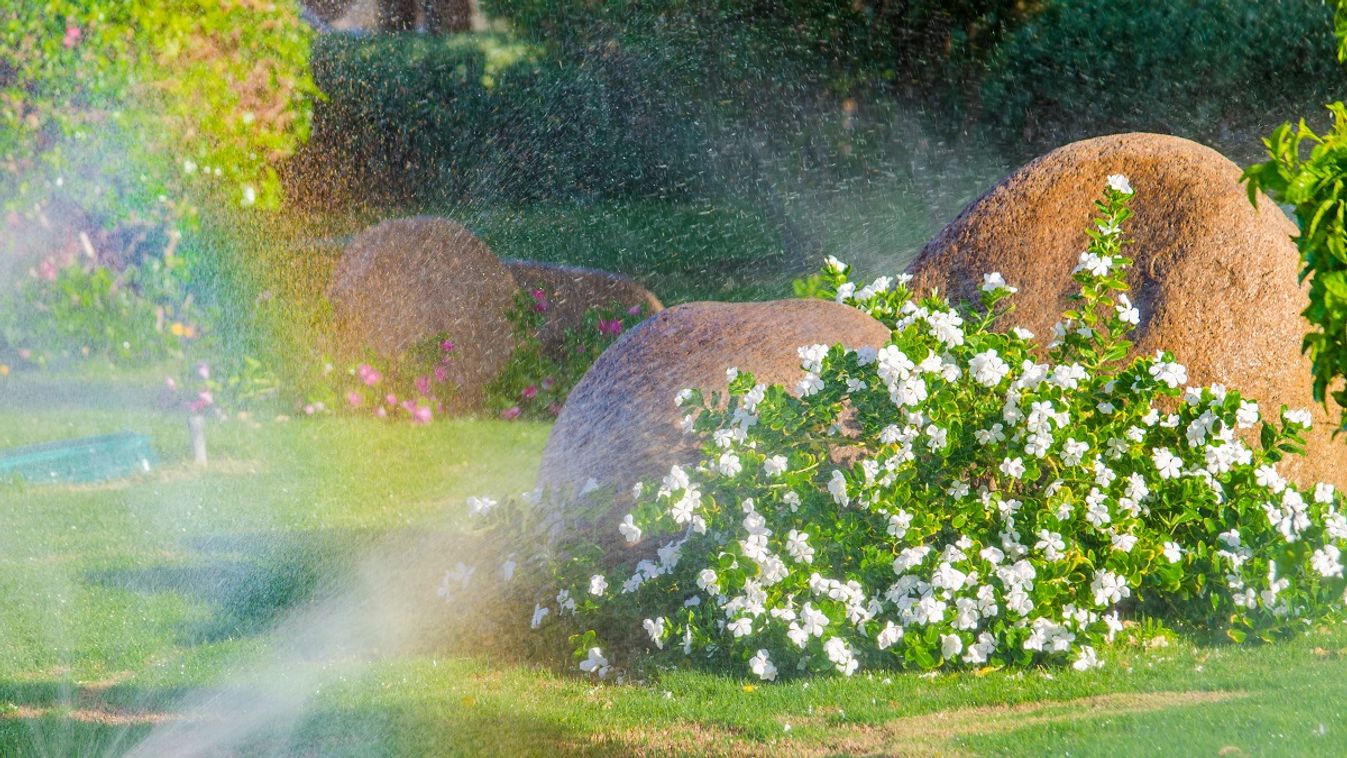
[530,288,549,312]
[164,376,177,391]
[500,406,522,420]
[598,319,623,336]
[196,362,211,380]
[346,390,364,408]
[522,385,537,400]
[434,364,450,383]
[410,404,433,425]
[63,25,81,48]
[303,403,317,416]
[190,391,214,413]
[17,349,31,361]
[441,339,455,352]
[385,393,398,406]
[374,406,388,418]
[627,305,642,316]
[415,375,432,396]
[541,376,556,391]
[36,259,58,282]
[357,364,381,387]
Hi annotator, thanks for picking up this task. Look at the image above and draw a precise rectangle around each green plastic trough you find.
[0,432,158,485]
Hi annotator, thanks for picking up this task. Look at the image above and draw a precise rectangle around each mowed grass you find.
[2,368,1347,757]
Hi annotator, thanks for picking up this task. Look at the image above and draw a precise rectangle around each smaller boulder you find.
[502,260,663,361]
[537,298,892,501]
[329,217,518,410]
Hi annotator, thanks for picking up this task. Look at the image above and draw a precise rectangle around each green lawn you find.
[2,368,1346,757]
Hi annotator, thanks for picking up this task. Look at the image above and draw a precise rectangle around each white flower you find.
[823,636,859,676]
[674,388,694,407]
[1111,532,1138,553]
[764,455,788,477]
[579,647,610,678]
[1091,569,1130,607]
[1076,251,1114,277]
[1106,173,1133,194]
[1149,357,1188,389]
[798,344,830,373]
[643,617,666,648]
[970,349,1011,387]
[876,621,904,650]
[1073,645,1102,671]
[1061,438,1089,467]
[982,271,1017,293]
[796,372,825,397]
[618,514,642,544]
[1035,530,1066,561]
[1312,545,1343,578]
[1163,542,1184,563]
[1236,400,1260,429]
[999,457,1025,479]
[1115,293,1140,325]
[589,574,608,596]
[467,496,498,517]
[824,255,846,273]
[940,633,964,659]
[530,604,549,629]
[728,617,753,637]
[887,510,913,539]
[697,569,719,594]
[1315,482,1337,505]
[1153,448,1182,479]
[828,470,850,507]
[749,649,778,681]
[786,530,816,564]
[718,451,743,477]
[1283,408,1314,429]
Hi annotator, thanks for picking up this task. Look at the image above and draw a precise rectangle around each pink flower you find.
[548,402,562,416]
[385,393,397,406]
[304,403,317,415]
[415,375,432,396]
[434,364,450,383]
[196,362,211,380]
[627,304,642,316]
[36,259,58,282]
[190,391,214,413]
[530,288,549,312]
[441,339,455,353]
[357,364,381,387]
[522,385,537,400]
[17,349,31,361]
[164,376,177,391]
[500,406,522,420]
[541,376,556,391]
[346,390,363,408]
[411,404,433,425]
[63,25,80,48]
[374,406,388,418]
[598,319,623,336]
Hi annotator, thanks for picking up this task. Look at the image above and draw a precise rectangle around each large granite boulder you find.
[502,260,663,361]
[329,217,518,410]
[907,132,1346,488]
[537,298,892,497]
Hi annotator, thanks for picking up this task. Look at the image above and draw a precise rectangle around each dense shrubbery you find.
[295,33,696,205]
[981,0,1344,146]
[464,184,1347,679]
[0,0,317,373]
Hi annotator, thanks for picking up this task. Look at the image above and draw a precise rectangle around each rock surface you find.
[329,217,518,409]
[537,298,892,496]
[907,132,1345,488]
[502,260,663,361]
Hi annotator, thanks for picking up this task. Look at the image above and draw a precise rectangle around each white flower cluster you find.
[487,180,1346,681]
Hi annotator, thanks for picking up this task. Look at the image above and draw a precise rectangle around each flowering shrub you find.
[486,289,648,421]
[465,180,1347,681]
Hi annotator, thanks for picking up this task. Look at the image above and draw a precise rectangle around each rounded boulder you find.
[907,132,1346,488]
[537,298,892,496]
[329,217,518,410]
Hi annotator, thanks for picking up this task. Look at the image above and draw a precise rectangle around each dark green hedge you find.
[981,0,1347,148]
[289,33,701,206]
